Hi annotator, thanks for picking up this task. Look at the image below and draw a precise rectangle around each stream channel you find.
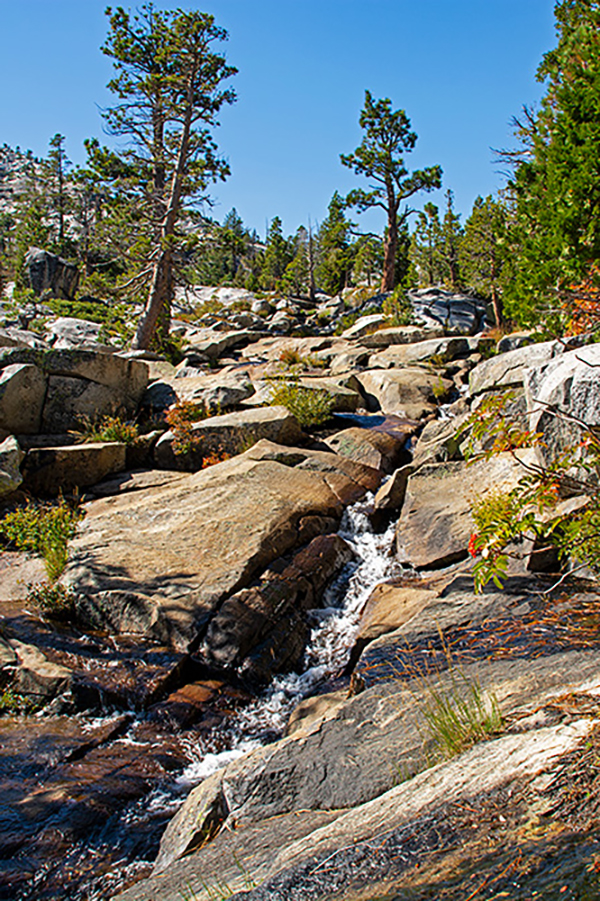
[8,493,402,901]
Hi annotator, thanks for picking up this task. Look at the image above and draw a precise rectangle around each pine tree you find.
[506,0,600,329]
[315,192,354,295]
[460,194,508,326]
[439,189,463,290]
[260,217,292,291]
[42,134,71,254]
[89,5,237,349]
[282,226,310,297]
[341,91,441,292]
[353,235,383,288]
[410,202,443,287]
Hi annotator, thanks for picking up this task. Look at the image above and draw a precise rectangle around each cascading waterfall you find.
[177,490,402,785]
[84,491,403,901]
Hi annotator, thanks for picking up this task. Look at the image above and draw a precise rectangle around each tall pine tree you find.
[507,0,600,330]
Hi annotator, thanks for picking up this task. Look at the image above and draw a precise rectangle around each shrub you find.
[230,299,251,312]
[193,297,225,319]
[432,376,449,401]
[458,390,600,591]
[74,414,139,445]
[28,581,75,620]
[382,285,414,326]
[267,377,335,428]
[200,449,232,469]
[45,297,133,343]
[334,310,362,336]
[0,497,84,583]
[165,399,213,455]
[277,349,327,371]
[0,686,41,716]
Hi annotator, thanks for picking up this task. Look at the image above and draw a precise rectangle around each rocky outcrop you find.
[146,368,255,414]
[153,405,304,470]
[4,278,600,901]
[24,247,79,300]
[324,426,411,473]
[45,316,104,349]
[355,367,453,418]
[64,442,380,649]
[21,441,127,497]
[409,286,488,334]
[0,362,46,434]
[469,339,565,396]
[200,533,354,682]
[526,342,600,464]
[119,634,600,900]
[0,435,24,496]
[395,451,535,570]
[0,347,149,434]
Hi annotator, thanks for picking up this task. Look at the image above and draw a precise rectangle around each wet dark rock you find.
[201,534,354,681]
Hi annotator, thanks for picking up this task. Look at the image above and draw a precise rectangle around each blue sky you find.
[0,0,556,238]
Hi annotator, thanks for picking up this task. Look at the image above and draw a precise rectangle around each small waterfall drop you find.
[177,491,402,786]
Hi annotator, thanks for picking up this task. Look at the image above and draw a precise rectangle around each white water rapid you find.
[84,491,403,901]
[177,490,402,786]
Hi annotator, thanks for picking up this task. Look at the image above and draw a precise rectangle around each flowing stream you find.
[75,493,402,900]
[177,492,402,787]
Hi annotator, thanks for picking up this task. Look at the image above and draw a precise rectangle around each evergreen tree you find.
[352,234,383,288]
[506,0,600,329]
[410,202,443,287]
[341,91,441,292]
[439,189,463,290]
[89,5,237,349]
[260,217,292,290]
[42,134,71,253]
[460,194,508,326]
[315,192,354,295]
[282,226,310,297]
[11,153,51,289]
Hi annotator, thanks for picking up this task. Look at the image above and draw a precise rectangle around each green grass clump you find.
[74,414,139,445]
[0,498,84,583]
[421,670,503,760]
[268,377,335,428]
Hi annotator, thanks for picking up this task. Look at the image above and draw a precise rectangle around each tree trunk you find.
[490,255,504,326]
[381,213,398,293]
[308,223,316,302]
[131,59,197,351]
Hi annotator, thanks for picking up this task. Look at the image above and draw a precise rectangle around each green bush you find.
[74,414,139,445]
[267,377,335,428]
[334,310,362,336]
[45,297,132,343]
[0,498,84,583]
[28,582,75,620]
[459,390,600,591]
[382,286,414,326]
[0,686,41,716]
